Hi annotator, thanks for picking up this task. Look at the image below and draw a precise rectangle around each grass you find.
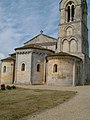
[0,88,76,120]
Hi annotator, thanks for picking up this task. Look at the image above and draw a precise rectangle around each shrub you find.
[6,85,16,90]
[1,84,5,90]
[6,85,11,90]
[11,85,16,89]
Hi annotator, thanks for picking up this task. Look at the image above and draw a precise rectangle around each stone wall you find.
[15,48,53,85]
[58,22,82,54]
[15,49,32,84]
[24,34,57,51]
[60,0,81,24]
[31,51,45,84]
[58,0,88,56]
[31,49,54,84]
[85,56,90,84]
[1,61,14,84]
[46,56,82,86]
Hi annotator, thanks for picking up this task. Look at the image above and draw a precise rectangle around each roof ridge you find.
[15,45,55,53]
[24,34,57,44]
[1,56,15,61]
[47,52,82,61]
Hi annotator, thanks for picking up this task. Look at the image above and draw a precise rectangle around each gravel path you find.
[17,85,90,120]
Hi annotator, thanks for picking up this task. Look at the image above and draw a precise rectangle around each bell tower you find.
[58,0,89,56]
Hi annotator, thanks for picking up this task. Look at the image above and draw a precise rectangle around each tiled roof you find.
[1,57,15,61]
[9,53,16,56]
[47,52,82,60]
[15,44,54,52]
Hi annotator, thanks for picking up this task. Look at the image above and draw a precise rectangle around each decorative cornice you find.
[17,51,31,55]
[47,52,82,61]
[47,55,81,62]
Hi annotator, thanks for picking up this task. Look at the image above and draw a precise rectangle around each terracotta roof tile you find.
[15,44,54,52]
[1,57,15,61]
[47,52,82,60]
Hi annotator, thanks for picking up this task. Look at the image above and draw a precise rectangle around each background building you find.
[0,0,90,86]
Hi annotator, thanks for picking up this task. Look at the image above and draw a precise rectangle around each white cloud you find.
[0,0,90,59]
[0,53,4,59]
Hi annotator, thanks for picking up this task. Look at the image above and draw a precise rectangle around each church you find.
[0,0,90,86]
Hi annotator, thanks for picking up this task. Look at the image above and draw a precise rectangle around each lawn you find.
[0,88,76,120]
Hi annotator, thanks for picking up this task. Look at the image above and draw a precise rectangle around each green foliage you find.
[11,85,16,89]
[6,85,11,90]
[1,84,5,90]
[0,84,16,90]
[6,85,16,90]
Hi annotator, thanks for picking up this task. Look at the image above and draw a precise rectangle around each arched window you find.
[72,5,75,21]
[3,66,6,73]
[63,40,69,52]
[37,64,40,72]
[66,27,73,36]
[70,39,77,52]
[66,1,75,22]
[21,63,25,71]
[67,6,70,22]
[53,64,57,73]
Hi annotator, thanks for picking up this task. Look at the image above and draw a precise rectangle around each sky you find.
[0,0,90,59]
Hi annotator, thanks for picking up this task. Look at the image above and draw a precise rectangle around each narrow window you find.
[56,42,57,49]
[72,5,74,21]
[66,2,75,22]
[68,6,70,22]
[53,64,57,73]
[37,64,40,72]
[21,63,25,71]
[3,66,6,73]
